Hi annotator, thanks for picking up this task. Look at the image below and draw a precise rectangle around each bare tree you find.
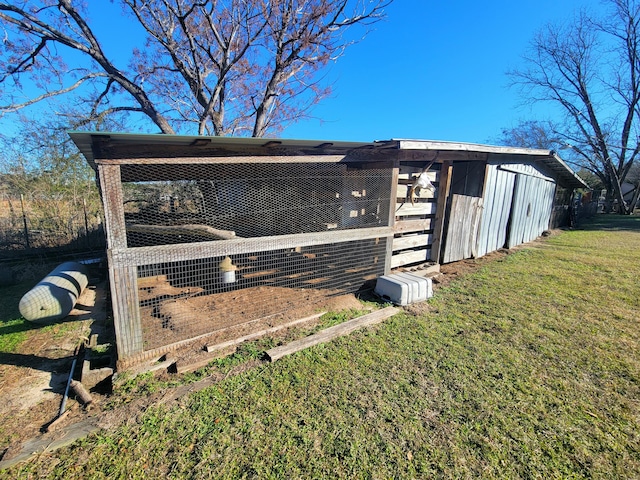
[0,0,176,133]
[509,0,640,214]
[0,0,390,137]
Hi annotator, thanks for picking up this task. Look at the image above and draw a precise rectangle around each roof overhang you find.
[68,131,588,189]
[382,139,588,189]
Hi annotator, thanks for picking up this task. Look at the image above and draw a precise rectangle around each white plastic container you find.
[374,272,433,306]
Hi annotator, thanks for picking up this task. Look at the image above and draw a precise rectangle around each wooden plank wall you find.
[390,164,439,269]
[475,164,516,258]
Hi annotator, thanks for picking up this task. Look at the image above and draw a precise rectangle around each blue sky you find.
[281,0,599,144]
[2,0,601,146]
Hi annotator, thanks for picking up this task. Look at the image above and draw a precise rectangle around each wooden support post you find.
[98,165,127,249]
[19,194,30,250]
[99,164,143,359]
[109,262,143,358]
[430,160,453,264]
[385,167,399,274]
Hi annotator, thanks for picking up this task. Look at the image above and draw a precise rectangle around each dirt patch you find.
[0,279,367,465]
[129,286,368,374]
[140,285,363,351]
[0,285,100,456]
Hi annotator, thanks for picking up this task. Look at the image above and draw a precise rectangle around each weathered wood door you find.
[442,194,483,263]
[441,161,485,263]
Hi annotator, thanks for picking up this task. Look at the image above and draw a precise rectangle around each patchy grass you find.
[0,282,37,353]
[0,281,87,354]
[106,308,376,410]
[3,215,640,478]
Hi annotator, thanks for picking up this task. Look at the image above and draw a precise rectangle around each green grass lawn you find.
[3,215,640,478]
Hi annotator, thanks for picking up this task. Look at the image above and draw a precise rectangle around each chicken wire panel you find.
[136,238,387,351]
[118,163,392,247]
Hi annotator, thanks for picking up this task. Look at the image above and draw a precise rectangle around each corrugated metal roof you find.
[68,131,588,189]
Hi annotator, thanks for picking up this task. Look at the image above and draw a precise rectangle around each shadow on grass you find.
[0,281,33,323]
[0,307,94,337]
[578,214,640,231]
[0,319,40,337]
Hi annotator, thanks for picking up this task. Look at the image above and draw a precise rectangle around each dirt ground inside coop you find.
[140,284,367,351]
[135,288,379,378]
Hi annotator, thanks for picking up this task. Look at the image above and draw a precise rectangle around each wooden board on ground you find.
[175,312,329,374]
[265,306,399,362]
[204,312,327,354]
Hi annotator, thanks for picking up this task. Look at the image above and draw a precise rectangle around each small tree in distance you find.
[496,119,562,151]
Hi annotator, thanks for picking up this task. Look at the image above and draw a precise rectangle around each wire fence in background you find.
[0,192,105,259]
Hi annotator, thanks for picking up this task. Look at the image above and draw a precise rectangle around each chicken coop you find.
[70,132,586,369]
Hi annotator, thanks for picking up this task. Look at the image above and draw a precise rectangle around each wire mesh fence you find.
[100,160,395,362]
[0,192,105,256]
[137,239,387,352]
[120,163,391,245]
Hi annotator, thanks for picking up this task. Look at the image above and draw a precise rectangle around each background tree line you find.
[0,120,103,253]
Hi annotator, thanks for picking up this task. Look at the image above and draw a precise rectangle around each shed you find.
[69,132,586,368]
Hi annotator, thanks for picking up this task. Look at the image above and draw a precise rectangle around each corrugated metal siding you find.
[507,173,555,248]
[475,165,516,258]
[497,163,554,181]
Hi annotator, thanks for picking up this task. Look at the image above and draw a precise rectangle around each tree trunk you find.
[603,190,614,213]
[610,175,631,215]
[629,182,640,213]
